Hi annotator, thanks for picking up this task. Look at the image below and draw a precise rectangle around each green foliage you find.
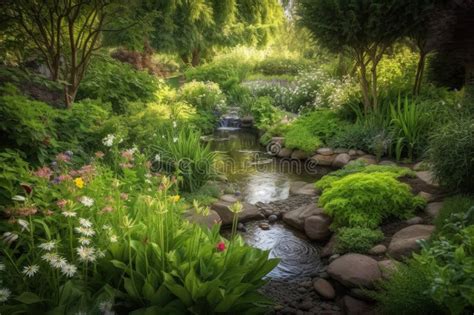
[250,96,282,130]
[256,56,311,76]
[316,162,415,191]
[319,172,425,229]
[374,259,442,315]
[77,56,159,114]
[428,117,474,193]
[335,227,384,254]
[177,80,227,112]
[434,195,474,235]
[284,111,345,152]
[0,150,31,207]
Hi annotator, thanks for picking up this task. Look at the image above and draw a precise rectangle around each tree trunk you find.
[359,62,371,113]
[191,48,201,67]
[413,51,427,96]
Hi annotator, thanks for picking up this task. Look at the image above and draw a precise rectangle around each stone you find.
[329,254,340,262]
[297,287,307,293]
[291,150,310,160]
[349,288,376,302]
[368,244,387,255]
[290,181,319,195]
[378,260,398,279]
[211,201,262,225]
[237,222,246,232]
[185,209,221,229]
[334,148,349,154]
[259,222,270,230]
[283,203,323,230]
[332,153,351,168]
[378,160,397,166]
[413,161,429,171]
[406,216,423,225]
[313,278,335,299]
[304,214,332,240]
[327,254,381,288]
[219,194,239,203]
[342,295,374,315]
[417,191,436,203]
[348,149,357,157]
[316,147,334,156]
[321,234,337,258]
[268,214,278,223]
[387,224,435,259]
[311,154,335,166]
[356,150,366,156]
[425,202,443,218]
[271,137,285,144]
[356,155,377,165]
[416,171,439,187]
[298,300,313,311]
[277,147,293,158]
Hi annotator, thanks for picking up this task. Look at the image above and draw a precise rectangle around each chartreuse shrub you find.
[177,80,227,113]
[319,172,425,229]
[428,117,474,193]
[250,96,283,130]
[316,161,415,191]
[335,227,384,254]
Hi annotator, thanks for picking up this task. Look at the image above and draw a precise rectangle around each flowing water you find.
[210,129,328,280]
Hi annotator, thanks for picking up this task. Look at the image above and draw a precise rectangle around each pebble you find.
[264,209,274,216]
[268,214,278,223]
[259,222,270,230]
[299,300,313,311]
[297,287,307,293]
[237,223,246,232]
[300,280,312,288]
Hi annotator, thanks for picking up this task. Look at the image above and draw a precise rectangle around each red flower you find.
[216,241,226,252]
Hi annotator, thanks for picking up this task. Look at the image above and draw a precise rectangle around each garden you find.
[0,0,473,314]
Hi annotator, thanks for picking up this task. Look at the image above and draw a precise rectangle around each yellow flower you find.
[169,195,180,203]
[73,177,84,189]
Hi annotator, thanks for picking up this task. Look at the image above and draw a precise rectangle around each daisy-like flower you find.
[173,137,178,143]
[0,287,11,302]
[50,255,67,269]
[102,134,115,147]
[78,237,91,246]
[60,263,77,278]
[80,196,94,207]
[76,246,97,263]
[2,232,18,245]
[79,218,92,228]
[62,211,77,218]
[110,235,118,243]
[172,121,177,128]
[12,195,26,202]
[154,154,161,162]
[74,226,95,237]
[39,241,56,251]
[22,264,39,277]
[17,219,30,232]
[41,252,58,263]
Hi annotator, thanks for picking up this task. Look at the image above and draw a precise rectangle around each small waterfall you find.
[217,107,241,130]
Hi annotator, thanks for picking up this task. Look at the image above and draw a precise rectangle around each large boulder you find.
[378,260,398,279]
[327,254,381,288]
[277,147,293,158]
[184,208,222,229]
[332,153,351,168]
[387,224,435,259]
[311,154,335,166]
[211,201,262,225]
[283,203,323,230]
[416,171,439,188]
[425,202,443,218]
[304,214,332,240]
[312,278,335,299]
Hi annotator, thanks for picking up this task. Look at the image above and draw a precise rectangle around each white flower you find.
[60,263,77,278]
[12,195,26,202]
[173,137,178,143]
[76,246,97,263]
[99,300,113,312]
[41,252,59,263]
[62,211,77,218]
[110,235,118,243]
[50,256,67,269]
[17,219,30,232]
[80,196,94,207]
[102,224,111,230]
[172,121,177,128]
[154,154,161,162]
[0,287,11,302]
[102,134,115,147]
[78,237,91,246]
[0,262,5,271]
[75,226,95,237]
[22,264,39,277]
[2,232,18,245]
[39,241,56,251]
[79,218,93,228]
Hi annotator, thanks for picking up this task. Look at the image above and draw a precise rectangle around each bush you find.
[319,172,425,229]
[177,80,227,113]
[250,96,283,130]
[77,55,159,114]
[0,150,31,208]
[255,56,311,75]
[428,117,474,193]
[335,227,384,254]
[433,195,474,234]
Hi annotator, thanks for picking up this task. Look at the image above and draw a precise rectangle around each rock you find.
[237,222,246,232]
[368,244,387,255]
[349,288,376,302]
[274,304,284,311]
[321,234,337,258]
[418,191,436,203]
[406,216,423,225]
[313,278,335,299]
[304,214,332,240]
[290,181,319,195]
[263,209,274,217]
[277,147,293,158]
[297,287,307,293]
[356,150,366,156]
[298,300,313,311]
[356,155,377,165]
[348,149,357,157]
[219,194,239,203]
[259,222,270,230]
[425,202,443,218]
[291,150,310,160]
[316,147,334,156]
[332,153,351,168]
[185,209,222,229]
[283,203,323,230]
[378,260,398,279]
[387,224,435,259]
[342,295,375,315]
[327,254,381,288]
[271,137,285,144]
[211,201,262,225]
[334,148,349,154]
[416,171,439,187]
[311,154,335,166]
[268,214,278,223]
[329,254,340,263]
[378,160,396,166]
[413,161,429,171]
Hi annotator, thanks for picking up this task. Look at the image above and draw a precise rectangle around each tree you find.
[298,0,419,111]
[1,0,129,107]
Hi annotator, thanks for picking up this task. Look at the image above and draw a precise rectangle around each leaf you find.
[15,292,43,305]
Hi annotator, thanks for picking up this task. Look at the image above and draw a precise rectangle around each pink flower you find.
[120,193,128,201]
[95,151,105,158]
[216,241,226,252]
[120,163,133,169]
[56,199,67,208]
[101,205,114,213]
[58,174,72,182]
[121,150,134,161]
[56,153,71,163]
[33,166,52,179]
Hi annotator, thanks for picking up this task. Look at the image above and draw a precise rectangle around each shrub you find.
[255,56,310,75]
[433,195,474,234]
[0,150,31,207]
[319,172,425,229]
[177,80,227,113]
[250,96,283,130]
[335,227,384,254]
[428,117,474,193]
[373,259,442,315]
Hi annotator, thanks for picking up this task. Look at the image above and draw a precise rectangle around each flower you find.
[75,226,95,237]
[2,232,18,245]
[76,246,97,263]
[17,219,30,232]
[79,218,92,228]
[102,134,115,147]
[121,149,134,161]
[172,121,177,128]
[154,154,161,162]
[33,166,52,179]
[229,201,243,214]
[110,235,118,243]
[12,195,26,202]
[60,263,77,277]
[120,193,128,201]
[41,252,58,263]
[95,151,105,158]
[173,137,178,143]
[50,255,67,269]
[0,287,11,302]
[78,237,91,246]
[169,195,180,203]
[56,153,71,163]
[62,211,77,218]
[74,177,84,189]
[101,205,113,213]
[80,196,94,207]
[56,199,68,208]
[99,300,113,313]
[216,241,226,252]
[22,264,39,277]
[39,241,56,251]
